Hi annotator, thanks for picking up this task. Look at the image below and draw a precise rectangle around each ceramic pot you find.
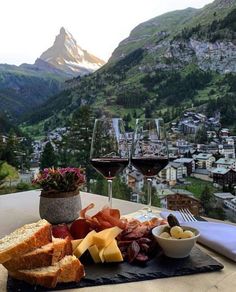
[39,190,82,224]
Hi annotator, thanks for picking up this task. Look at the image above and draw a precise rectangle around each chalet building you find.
[160,192,202,216]
[197,143,235,159]
[159,162,187,186]
[173,158,195,175]
[219,144,235,159]
[175,139,194,155]
[197,144,218,154]
[212,168,236,186]
[213,192,235,208]
[215,158,236,169]
[220,128,230,137]
[126,170,143,193]
[194,153,215,170]
[178,121,199,135]
[224,198,236,212]
[0,135,7,144]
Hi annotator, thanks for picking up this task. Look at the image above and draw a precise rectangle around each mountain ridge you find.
[18,0,236,135]
[39,27,105,76]
[0,27,105,119]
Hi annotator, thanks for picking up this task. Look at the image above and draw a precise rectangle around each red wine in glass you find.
[90,158,129,179]
[131,157,168,177]
[90,118,129,207]
[131,118,168,220]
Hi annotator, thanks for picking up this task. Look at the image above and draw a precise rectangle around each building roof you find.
[211,167,230,175]
[213,192,235,200]
[160,192,200,202]
[168,162,183,169]
[216,158,236,165]
[231,198,236,204]
[128,170,143,181]
[174,158,194,163]
[171,189,194,196]
[193,168,209,175]
[195,153,213,160]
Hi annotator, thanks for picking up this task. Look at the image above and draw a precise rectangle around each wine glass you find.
[131,118,168,220]
[90,118,129,207]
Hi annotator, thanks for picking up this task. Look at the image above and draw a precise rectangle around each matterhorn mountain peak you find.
[60,26,66,34]
[38,27,105,76]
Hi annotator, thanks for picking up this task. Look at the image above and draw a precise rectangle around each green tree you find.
[59,105,94,190]
[90,174,132,202]
[113,176,132,201]
[1,129,19,167]
[195,125,208,144]
[200,185,213,214]
[0,161,9,187]
[208,207,226,221]
[133,110,137,119]
[40,142,58,170]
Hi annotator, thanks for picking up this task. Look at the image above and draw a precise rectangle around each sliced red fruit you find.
[52,224,73,239]
[69,218,91,239]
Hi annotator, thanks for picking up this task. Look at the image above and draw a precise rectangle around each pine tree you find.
[59,105,94,190]
[40,142,58,170]
[200,185,213,214]
[0,161,8,187]
[1,129,18,167]
[195,125,208,144]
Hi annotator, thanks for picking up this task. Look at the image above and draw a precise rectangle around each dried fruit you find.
[167,214,180,227]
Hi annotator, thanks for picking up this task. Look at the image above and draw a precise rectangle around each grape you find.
[170,226,183,239]
[181,230,194,239]
[160,232,170,238]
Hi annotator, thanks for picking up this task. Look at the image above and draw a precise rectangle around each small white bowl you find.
[152,224,200,258]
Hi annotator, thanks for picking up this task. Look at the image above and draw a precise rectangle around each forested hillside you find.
[22,0,236,136]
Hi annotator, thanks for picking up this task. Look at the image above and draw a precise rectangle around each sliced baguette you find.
[9,255,85,288]
[3,237,72,271]
[0,219,52,264]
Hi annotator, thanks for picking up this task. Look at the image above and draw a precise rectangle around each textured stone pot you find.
[39,190,82,224]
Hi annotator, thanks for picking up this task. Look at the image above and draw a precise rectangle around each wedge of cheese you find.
[73,230,96,258]
[93,227,122,248]
[88,245,101,263]
[103,239,123,262]
[71,239,83,251]
[99,247,105,263]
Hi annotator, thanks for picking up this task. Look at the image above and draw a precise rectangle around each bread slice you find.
[9,255,85,288]
[3,237,72,271]
[0,219,51,264]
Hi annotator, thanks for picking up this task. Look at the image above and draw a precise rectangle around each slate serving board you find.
[7,246,223,292]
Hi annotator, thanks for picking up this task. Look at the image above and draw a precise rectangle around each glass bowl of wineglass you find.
[90,118,129,207]
[131,118,168,220]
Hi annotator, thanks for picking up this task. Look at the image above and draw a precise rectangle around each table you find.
[0,190,236,292]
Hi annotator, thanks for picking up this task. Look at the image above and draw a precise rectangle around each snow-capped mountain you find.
[39,27,105,76]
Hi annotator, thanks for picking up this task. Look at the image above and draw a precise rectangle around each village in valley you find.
[1,110,236,222]
[126,111,236,222]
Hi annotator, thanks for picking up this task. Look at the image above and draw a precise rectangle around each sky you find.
[0,0,214,65]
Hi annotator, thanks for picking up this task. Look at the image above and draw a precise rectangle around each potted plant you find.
[33,167,85,224]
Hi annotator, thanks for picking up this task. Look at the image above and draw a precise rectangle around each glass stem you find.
[147,178,152,213]
[107,179,113,208]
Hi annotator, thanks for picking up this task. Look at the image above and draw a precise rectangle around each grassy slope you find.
[175,177,217,198]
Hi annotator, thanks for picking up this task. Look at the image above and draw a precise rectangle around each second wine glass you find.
[131,118,168,220]
[90,118,129,208]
